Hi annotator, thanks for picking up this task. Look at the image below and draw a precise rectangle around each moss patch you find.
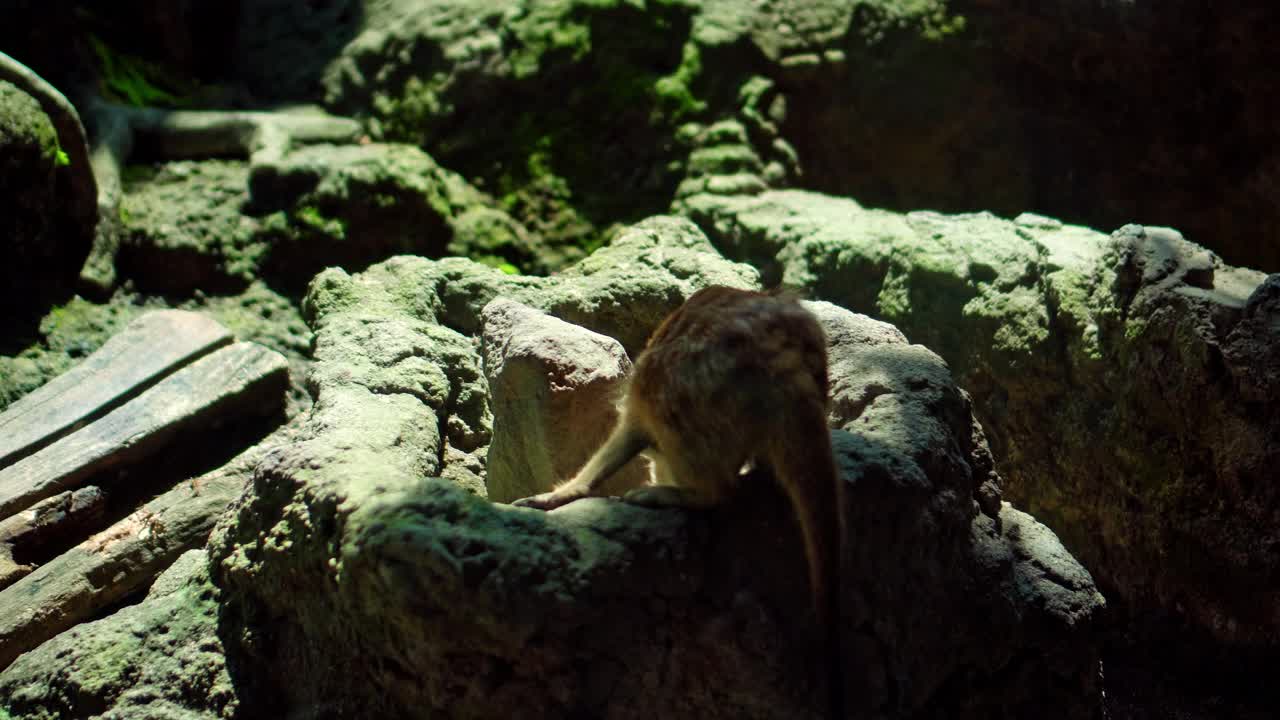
[373,0,705,266]
[87,34,191,107]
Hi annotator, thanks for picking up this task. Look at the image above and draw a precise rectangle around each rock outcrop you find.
[682,189,1278,653]
[0,69,94,325]
[481,298,647,504]
[198,217,1103,718]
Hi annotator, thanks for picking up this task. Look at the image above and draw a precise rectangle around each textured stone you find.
[481,298,646,504]
[684,189,1278,654]
[203,216,1102,719]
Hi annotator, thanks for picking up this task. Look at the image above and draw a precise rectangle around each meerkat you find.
[515,285,845,719]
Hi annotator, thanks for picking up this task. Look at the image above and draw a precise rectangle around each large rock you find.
[682,189,1279,654]
[201,217,1102,718]
[481,298,647,504]
[314,0,801,265]
[250,142,541,282]
[0,79,90,325]
[0,52,96,321]
[220,0,1280,275]
[116,160,261,295]
[115,144,539,297]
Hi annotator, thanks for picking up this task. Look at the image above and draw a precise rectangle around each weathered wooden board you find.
[0,342,288,520]
[0,486,107,591]
[0,453,258,671]
[0,310,233,468]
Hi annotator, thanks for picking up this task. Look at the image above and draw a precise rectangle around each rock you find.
[675,118,799,201]
[1223,273,1280,402]
[0,80,85,325]
[449,206,538,273]
[250,142,447,284]
[115,143,540,295]
[116,160,261,295]
[1108,224,1217,308]
[302,307,489,495]
[0,53,96,321]
[683,189,1279,653]
[251,141,539,284]
[481,298,646,504]
[315,0,722,263]
[202,216,1103,719]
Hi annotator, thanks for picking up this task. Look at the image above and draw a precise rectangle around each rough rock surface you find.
[315,0,803,264]
[682,189,1278,653]
[0,81,84,325]
[0,550,239,720]
[117,160,262,295]
[115,144,539,298]
[226,0,1280,273]
[481,298,647,504]
[200,217,1103,719]
[738,0,1280,272]
[250,141,541,282]
[0,50,97,319]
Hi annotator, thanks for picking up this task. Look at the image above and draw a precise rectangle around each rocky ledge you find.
[0,218,1103,719]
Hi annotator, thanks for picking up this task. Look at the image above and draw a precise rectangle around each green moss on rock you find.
[340,0,707,266]
[0,81,59,167]
[117,160,265,295]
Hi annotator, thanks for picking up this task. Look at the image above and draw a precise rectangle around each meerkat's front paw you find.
[512,489,583,511]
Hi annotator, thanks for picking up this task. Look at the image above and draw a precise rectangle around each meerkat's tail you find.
[770,409,844,720]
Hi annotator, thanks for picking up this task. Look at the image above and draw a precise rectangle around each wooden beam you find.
[0,486,107,591]
[0,341,287,520]
[0,310,233,468]
[0,454,259,670]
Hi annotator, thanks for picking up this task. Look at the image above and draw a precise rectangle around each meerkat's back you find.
[516,286,844,718]
[629,288,840,624]
[627,287,830,497]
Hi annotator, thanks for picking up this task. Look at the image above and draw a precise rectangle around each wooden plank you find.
[0,452,259,671]
[0,310,233,468]
[0,342,288,520]
[0,487,107,592]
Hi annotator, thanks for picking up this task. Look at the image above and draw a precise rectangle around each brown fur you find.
[515,286,844,718]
